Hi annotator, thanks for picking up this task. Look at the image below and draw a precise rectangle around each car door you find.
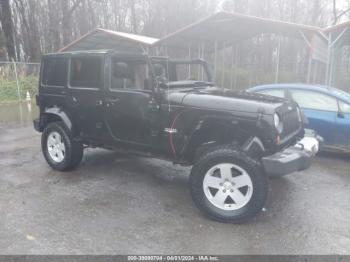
[66,54,106,139]
[104,55,160,148]
[289,89,338,146]
[334,100,350,148]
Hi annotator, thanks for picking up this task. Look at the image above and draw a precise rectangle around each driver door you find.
[104,55,160,147]
[289,89,338,145]
[334,100,350,148]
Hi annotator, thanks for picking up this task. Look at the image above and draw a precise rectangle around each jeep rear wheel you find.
[42,122,83,171]
[189,146,268,223]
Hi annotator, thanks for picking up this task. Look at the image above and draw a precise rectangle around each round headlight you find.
[274,113,283,134]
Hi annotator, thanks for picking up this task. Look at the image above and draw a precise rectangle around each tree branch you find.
[66,0,84,18]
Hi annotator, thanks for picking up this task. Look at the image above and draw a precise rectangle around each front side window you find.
[290,90,338,112]
[70,57,102,88]
[257,89,285,98]
[42,58,67,86]
[111,59,149,90]
[339,100,350,114]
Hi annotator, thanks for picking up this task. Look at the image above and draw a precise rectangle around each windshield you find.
[174,63,209,82]
[152,60,210,84]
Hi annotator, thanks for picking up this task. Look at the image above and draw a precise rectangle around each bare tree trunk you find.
[129,0,138,33]
[0,0,16,60]
[62,0,83,45]
[48,0,61,51]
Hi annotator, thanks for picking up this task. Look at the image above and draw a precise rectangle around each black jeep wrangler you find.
[34,50,320,223]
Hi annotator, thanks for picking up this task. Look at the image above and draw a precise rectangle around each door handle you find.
[96,100,103,106]
[106,98,120,107]
[110,98,120,103]
[70,96,79,106]
[148,100,159,111]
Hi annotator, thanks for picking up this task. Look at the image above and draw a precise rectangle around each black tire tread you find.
[41,121,83,171]
[189,145,268,223]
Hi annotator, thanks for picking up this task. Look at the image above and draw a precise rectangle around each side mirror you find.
[153,64,164,77]
[338,111,345,119]
[158,82,168,89]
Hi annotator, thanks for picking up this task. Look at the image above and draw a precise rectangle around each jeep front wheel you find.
[42,122,83,171]
[189,146,268,223]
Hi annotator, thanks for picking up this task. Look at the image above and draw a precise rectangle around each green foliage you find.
[0,76,38,102]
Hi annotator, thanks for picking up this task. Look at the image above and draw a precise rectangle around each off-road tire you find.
[41,121,83,171]
[189,145,268,223]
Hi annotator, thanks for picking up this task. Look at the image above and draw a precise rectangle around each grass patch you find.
[0,76,38,103]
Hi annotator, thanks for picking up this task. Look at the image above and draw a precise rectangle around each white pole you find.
[222,42,225,88]
[275,37,281,83]
[12,59,21,102]
[325,34,332,86]
[307,57,313,84]
[198,43,201,80]
[234,45,239,89]
[214,40,218,81]
[201,43,205,81]
[188,45,191,78]
[230,45,234,89]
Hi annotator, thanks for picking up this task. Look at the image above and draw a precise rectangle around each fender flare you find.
[180,115,237,159]
[41,107,73,131]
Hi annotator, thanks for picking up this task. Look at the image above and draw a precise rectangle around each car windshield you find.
[173,63,209,82]
[152,60,210,85]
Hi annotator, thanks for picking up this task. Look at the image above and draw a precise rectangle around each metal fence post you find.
[275,36,281,83]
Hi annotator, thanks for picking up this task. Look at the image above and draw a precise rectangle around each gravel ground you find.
[0,120,349,255]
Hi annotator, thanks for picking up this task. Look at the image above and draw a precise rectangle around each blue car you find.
[248,84,350,152]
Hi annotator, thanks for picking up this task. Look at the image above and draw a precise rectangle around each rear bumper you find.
[262,131,321,177]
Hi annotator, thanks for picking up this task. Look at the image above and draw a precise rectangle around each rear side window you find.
[257,89,285,98]
[42,58,67,86]
[70,57,102,88]
[290,90,338,112]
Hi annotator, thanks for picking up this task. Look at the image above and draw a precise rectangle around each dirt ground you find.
[0,104,349,255]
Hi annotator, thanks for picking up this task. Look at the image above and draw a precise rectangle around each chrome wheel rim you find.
[203,163,253,211]
[47,132,66,163]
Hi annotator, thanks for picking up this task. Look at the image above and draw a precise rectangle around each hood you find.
[167,87,286,114]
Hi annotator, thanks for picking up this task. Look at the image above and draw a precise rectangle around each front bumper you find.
[262,131,321,177]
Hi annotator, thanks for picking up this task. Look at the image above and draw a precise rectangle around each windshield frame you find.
[151,57,213,84]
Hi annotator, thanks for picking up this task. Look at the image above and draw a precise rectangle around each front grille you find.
[280,108,301,140]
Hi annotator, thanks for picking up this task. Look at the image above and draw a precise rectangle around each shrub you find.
[0,76,38,102]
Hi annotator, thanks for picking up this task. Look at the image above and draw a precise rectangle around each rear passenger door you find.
[66,54,106,139]
[335,100,350,148]
[289,89,338,145]
[40,56,68,108]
